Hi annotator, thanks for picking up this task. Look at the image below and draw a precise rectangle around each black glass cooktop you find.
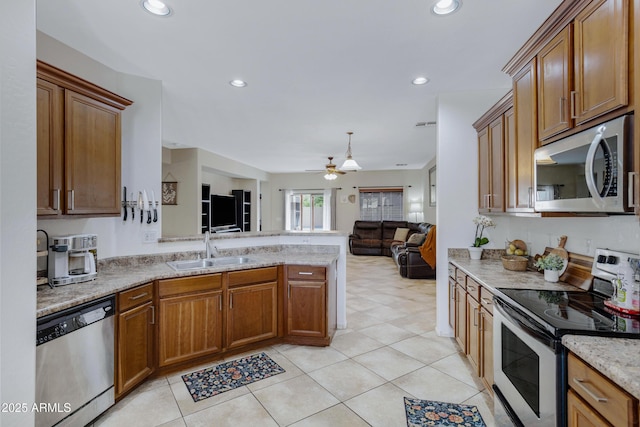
[496,288,640,338]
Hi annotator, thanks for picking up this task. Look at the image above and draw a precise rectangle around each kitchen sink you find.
[167,256,254,271]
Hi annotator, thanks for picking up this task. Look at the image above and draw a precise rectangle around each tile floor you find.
[93,254,495,427]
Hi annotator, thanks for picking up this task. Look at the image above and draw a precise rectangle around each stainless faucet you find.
[204,231,211,258]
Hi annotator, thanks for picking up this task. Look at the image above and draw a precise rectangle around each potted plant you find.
[534,253,565,282]
[469,215,496,260]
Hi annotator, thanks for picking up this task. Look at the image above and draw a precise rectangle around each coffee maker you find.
[48,234,98,286]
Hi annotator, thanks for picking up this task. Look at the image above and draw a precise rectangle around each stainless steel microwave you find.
[534,114,634,213]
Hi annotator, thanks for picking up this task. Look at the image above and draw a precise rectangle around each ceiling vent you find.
[416,121,436,127]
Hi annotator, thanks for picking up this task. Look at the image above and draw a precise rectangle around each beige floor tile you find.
[359,304,408,322]
[345,311,384,330]
[308,359,386,401]
[330,331,385,358]
[170,376,250,417]
[253,375,340,426]
[361,293,407,306]
[347,295,384,311]
[246,351,303,392]
[288,403,370,427]
[393,365,481,403]
[430,352,486,390]
[463,391,497,427]
[358,322,416,345]
[390,334,458,365]
[93,384,181,427]
[183,394,278,427]
[353,347,424,381]
[345,383,414,427]
[157,418,187,427]
[278,345,348,373]
[389,313,437,335]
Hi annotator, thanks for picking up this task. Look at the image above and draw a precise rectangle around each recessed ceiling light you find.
[412,77,429,85]
[229,79,247,88]
[432,0,461,16]
[141,0,172,16]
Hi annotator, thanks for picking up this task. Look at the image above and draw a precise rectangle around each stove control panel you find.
[593,248,640,281]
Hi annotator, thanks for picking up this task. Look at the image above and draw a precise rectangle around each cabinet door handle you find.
[68,190,75,210]
[53,188,60,211]
[219,296,222,311]
[570,91,578,119]
[150,305,155,324]
[129,292,148,301]
[559,97,565,123]
[473,307,478,326]
[528,187,533,208]
[288,284,291,299]
[572,378,608,402]
[229,293,233,309]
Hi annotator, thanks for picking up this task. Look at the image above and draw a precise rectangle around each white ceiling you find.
[36,0,562,174]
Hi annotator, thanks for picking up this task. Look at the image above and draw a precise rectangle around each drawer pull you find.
[467,285,475,291]
[481,298,492,305]
[298,272,314,275]
[129,292,148,301]
[573,378,608,403]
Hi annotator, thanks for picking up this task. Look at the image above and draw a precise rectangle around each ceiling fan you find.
[306,156,347,180]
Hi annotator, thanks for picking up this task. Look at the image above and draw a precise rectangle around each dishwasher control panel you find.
[36,295,114,346]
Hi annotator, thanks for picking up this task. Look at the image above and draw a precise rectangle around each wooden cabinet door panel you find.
[65,90,121,215]
[512,60,537,211]
[538,26,573,140]
[37,78,64,216]
[574,0,628,124]
[567,389,611,427]
[481,307,493,393]
[287,280,326,337]
[467,296,481,375]
[478,128,490,212]
[158,291,222,367]
[117,301,154,396]
[227,282,277,349]
[488,117,505,211]
[454,284,467,352]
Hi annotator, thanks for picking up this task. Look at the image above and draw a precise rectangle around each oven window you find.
[502,324,540,417]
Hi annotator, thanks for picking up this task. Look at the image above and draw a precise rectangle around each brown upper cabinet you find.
[36,61,133,217]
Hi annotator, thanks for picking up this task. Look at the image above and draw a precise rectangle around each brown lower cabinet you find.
[116,283,155,398]
[567,352,638,427]
[157,274,224,367]
[450,263,494,395]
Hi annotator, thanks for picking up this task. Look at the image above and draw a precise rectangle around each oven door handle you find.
[495,298,557,350]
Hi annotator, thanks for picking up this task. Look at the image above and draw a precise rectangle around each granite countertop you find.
[563,335,640,400]
[448,258,579,294]
[37,247,338,318]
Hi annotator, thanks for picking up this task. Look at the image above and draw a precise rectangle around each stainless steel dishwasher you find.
[36,295,115,427]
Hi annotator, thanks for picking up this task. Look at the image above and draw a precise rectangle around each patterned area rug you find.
[404,397,487,427]
[182,352,285,402]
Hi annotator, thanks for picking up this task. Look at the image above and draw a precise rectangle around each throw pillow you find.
[393,227,410,241]
[406,233,426,245]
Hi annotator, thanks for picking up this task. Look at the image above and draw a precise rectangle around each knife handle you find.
[147,211,152,224]
[153,209,158,223]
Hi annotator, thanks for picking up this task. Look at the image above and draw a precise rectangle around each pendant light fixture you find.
[340,132,362,171]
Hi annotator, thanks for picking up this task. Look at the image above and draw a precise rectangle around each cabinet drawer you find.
[159,274,222,298]
[448,263,456,279]
[228,267,278,287]
[119,283,153,312]
[287,265,326,280]
[466,277,481,302]
[480,287,494,315]
[455,269,467,286]
[568,353,637,427]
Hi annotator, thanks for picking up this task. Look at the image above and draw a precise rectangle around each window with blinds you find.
[359,188,404,221]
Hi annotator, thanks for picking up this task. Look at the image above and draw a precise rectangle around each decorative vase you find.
[544,269,560,283]
[468,247,483,260]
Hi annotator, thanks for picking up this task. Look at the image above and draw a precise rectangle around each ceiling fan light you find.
[324,172,338,181]
[341,157,361,171]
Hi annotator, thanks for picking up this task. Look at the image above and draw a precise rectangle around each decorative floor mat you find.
[404,397,486,427]
[182,352,285,402]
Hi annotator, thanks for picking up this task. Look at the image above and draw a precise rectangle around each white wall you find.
[267,169,426,232]
[1,2,37,426]
[435,89,509,336]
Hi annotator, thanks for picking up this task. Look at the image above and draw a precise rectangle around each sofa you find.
[349,220,436,279]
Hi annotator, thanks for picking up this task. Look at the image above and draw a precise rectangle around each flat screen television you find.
[210,194,237,227]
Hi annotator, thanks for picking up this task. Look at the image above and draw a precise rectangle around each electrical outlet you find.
[142,230,158,243]
[302,238,310,244]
